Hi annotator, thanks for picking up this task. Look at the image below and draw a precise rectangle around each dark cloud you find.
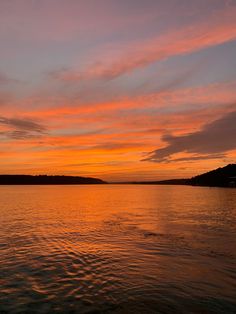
[167,154,225,162]
[143,110,236,162]
[0,116,46,139]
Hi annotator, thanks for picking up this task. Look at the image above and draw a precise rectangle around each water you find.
[0,185,236,314]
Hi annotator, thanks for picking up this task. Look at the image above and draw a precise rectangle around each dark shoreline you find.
[114,164,236,188]
[0,164,235,187]
[0,175,106,185]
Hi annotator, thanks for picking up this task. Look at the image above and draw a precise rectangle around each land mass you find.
[0,164,235,187]
[0,175,106,185]
[119,178,189,185]
[123,164,236,188]
[188,164,236,187]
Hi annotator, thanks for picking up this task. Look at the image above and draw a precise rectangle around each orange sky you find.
[0,0,236,181]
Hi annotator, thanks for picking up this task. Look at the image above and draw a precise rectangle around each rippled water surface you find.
[0,185,236,314]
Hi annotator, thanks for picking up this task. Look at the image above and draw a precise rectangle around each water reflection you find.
[0,185,236,313]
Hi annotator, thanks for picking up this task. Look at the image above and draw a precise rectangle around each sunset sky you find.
[0,0,236,181]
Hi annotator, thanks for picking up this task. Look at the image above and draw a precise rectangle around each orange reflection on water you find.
[0,185,236,313]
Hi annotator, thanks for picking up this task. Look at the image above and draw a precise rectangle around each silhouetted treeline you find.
[189,164,236,187]
[1,164,235,187]
[119,164,236,187]
[126,179,189,185]
[0,175,106,185]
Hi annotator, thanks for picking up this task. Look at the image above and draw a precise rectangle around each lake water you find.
[0,185,236,314]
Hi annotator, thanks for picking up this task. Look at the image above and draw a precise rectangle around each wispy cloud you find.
[52,6,236,82]
[0,116,47,139]
[143,110,236,163]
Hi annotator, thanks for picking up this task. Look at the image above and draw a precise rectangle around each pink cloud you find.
[20,81,236,123]
[53,6,236,81]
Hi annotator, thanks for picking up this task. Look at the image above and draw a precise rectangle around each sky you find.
[0,0,236,181]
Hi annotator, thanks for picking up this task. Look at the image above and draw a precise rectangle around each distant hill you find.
[126,179,189,185]
[0,175,106,185]
[1,164,235,187]
[189,164,236,187]
[120,164,236,187]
